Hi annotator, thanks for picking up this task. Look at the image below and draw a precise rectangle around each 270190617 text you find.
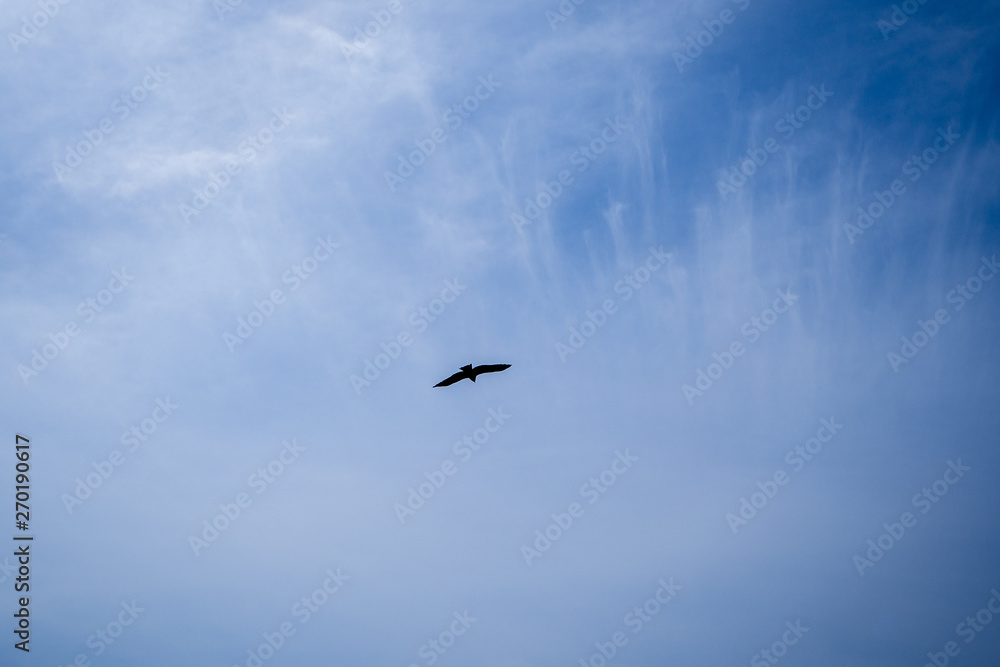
[13,433,33,653]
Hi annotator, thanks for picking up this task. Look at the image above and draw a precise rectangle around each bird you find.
[434,364,511,387]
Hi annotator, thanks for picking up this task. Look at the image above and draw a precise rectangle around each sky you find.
[1,0,999,665]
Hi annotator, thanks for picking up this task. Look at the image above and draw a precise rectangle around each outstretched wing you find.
[472,364,511,376]
[434,370,468,387]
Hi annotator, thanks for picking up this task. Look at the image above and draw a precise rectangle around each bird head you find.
[460,364,473,372]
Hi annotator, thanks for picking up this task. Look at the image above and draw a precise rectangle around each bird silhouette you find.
[434,364,511,387]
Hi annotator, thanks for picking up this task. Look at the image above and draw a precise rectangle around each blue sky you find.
[2,0,999,665]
